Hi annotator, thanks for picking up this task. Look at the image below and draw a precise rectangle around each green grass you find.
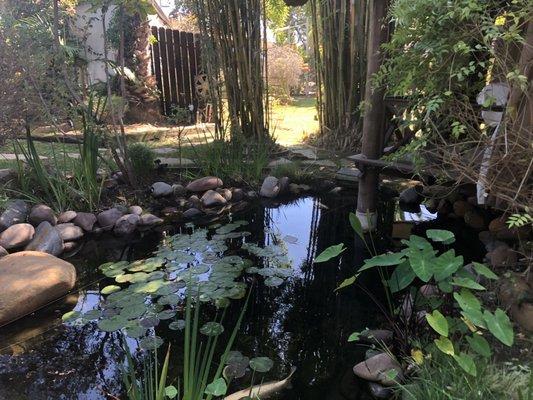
[270,96,318,146]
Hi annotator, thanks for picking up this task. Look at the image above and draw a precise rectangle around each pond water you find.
[0,190,486,400]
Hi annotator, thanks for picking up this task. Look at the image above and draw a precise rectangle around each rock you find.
[0,251,76,326]
[0,168,16,183]
[161,207,179,217]
[353,353,403,386]
[201,190,227,207]
[231,188,245,202]
[498,273,530,308]
[183,208,203,218]
[489,216,529,240]
[97,208,124,231]
[139,213,164,226]
[151,182,173,197]
[25,221,64,256]
[113,214,140,236]
[267,157,292,167]
[511,302,533,332]
[436,199,452,216]
[0,223,35,249]
[464,210,485,230]
[399,186,422,204]
[129,205,143,216]
[360,329,393,345]
[0,246,8,258]
[216,188,233,202]
[289,183,301,195]
[368,382,393,399]
[186,176,223,192]
[73,212,97,232]
[260,176,280,198]
[425,198,439,213]
[62,241,79,253]
[56,223,84,241]
[187,195,202,208]
[488,244,517,267]
[57,210,77,224]
[452,200,472,218]
[0,200,28,231]
[298,184,311,192]
[103,178,118,189]
[278,177,290,196]
[246,191,258,199]
[172,184,187,197]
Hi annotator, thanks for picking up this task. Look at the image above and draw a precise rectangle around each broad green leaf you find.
[426,310,449,337]
[426,229,455,244]
[348,331,361,342]
[452,277,486,290]
[264,276,284,287]
[438,279,453,293]
[314,244,345,263]
[101,285,121,295]
[139,336,164,350]
[454,289,485,328]
[409,248,436,282]
[453,353,477,376]
[62,310,81,322]
[204,378,227,396]
[471,262,498,280]
[402,235,433,250]
[97,316,126,332]
[388,261,416,293]
[433,250,463,281]
[359,252,405,272]
[335,275,357,291]
[249,357,274,373]
[165,386,178,399]
[200,321,224,337]
[349,212,364,239]
[466,334,491,357]
[483,309,514,346]
[434,336,454,355]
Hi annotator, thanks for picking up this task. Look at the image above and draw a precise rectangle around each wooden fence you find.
[150,27,202,116]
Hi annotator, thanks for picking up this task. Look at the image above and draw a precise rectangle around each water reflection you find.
[0,191,475,399]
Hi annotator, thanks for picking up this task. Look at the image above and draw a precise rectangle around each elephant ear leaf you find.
[388,261,416,293]
[314,244,345,263]
[426,229,455,244]
[483,309,514,346]
[426,310,448,337]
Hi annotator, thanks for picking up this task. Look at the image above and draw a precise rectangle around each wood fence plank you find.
[151,26,165,113]
[165,28,178,108]
[158,27,172,115]
[180,32,192,107]
[173,30,185,107]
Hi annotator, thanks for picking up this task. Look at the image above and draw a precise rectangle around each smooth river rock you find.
[25,221,64,256]
[56,223,84,241]
[151,182,173,197]
[57,210,77,224]
[97,208,124,231]
[201,190,227,207]
[0,246,7,258]
[0,200,28,231]
[0,223,35,249]
[73,212,97,232]
[113,214,140,236]
[260,176,280,198]
[186,176,223,192]
[353,352,403,386]
[28,204,57,226]
[0,251,76,326]
[139,213,164,226]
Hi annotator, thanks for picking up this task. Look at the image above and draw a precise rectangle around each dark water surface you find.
[0,191,485,400]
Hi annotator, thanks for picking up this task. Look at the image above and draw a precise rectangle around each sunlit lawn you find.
[270,96,318,146]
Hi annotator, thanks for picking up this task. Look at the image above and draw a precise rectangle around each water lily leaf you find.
[223,363,247,380]
[483,309,514,346]
[426,310,448,337]
[226,351,245,365]
[131,280,165,294]
[125,325,147,338]
[204,377,227,396]
[409,248,436,282]
[62,310,81,322]
[158,294,180,306]
[139,336,164,350]
[140,316,160,328]
[101,285,121,295]
[453,353,477,376]
[433,250,463,281]
[169,320,186,331]
[157,310,176,320]
[434,336,454,355]
[83,309,102,320]
[249,357,273,373]
[97,316,126,332]
[471,262,498,280]
[265,276,284,287]
[121,303,147,320]
[426,229,455,244]
[190,264,210,274]
[314,244,345,263]
[466,334,491,357]
[165,386,178,399]
[200,321,224,336]
[388,261,416,293]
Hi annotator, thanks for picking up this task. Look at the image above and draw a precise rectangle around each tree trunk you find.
[356,0,389,231]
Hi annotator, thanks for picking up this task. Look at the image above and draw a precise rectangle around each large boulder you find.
[201,190,227,207]
[28,204,57,226]
[56,223,84,241]
[0,251,76,326]
[186,176,223,192]
[73,212,97,232]
[260,176,280,198]
[113,214,140,236]
[0,223,35,249]
[489,216,530,240]
[151,182,173,197]
[488,244,517,267]
[353,353,403,386]
[97,208,124,231]
[25,221,64,256]
[0,199,28,231]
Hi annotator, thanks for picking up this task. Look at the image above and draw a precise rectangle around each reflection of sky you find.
[265,197,318,276]
[401,204,438,222]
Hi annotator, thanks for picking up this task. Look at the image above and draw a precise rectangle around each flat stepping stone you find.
[157,157,195,167]
[335,167,362,182]
[268,158,293,167]
[153,147,177,155]
[0,154,47,161]
[301,159,337,168]
[287,146,317,160]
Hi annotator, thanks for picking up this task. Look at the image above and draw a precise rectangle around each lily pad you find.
[200,321,224,336]
[249,357,273,373]
[169,320,186,331]
[139,336,164,350]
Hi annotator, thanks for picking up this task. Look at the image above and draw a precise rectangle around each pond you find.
[0,189,486,399]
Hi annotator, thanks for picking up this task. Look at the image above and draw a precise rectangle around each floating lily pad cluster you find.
[63,220,294,346]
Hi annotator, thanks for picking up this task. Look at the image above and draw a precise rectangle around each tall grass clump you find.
[127,142,156,183]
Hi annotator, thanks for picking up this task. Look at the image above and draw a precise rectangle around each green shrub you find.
[127,142,155,182]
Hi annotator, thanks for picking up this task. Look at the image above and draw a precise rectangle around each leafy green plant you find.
[128,142,155,182]
[316,223,514,377]
[507,212,533,229]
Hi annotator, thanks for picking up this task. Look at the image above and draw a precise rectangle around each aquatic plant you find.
[316,222,514,377]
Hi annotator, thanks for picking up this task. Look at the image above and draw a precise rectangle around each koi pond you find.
[0,190,486,399]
